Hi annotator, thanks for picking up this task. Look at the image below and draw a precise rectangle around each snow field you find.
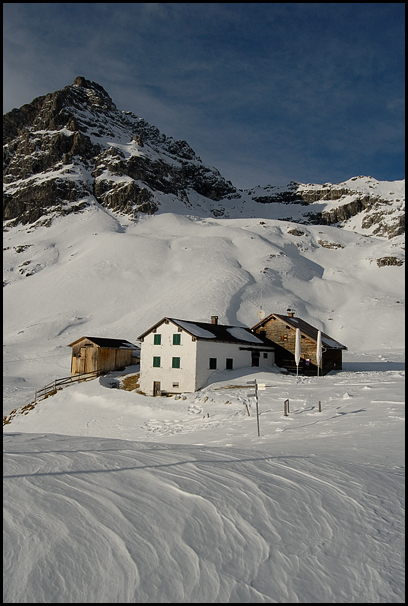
[4,430,404,603]
[4,357,405,601]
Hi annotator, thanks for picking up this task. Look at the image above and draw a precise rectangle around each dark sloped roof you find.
[68,337,139,349]
[251,314,347,350]
[138,318,274,348]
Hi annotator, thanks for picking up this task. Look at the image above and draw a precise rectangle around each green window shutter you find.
[154,334,161,345]
[172,357,180,369]
[209,358,217,370]
[173,334,181,345]
[153,356,161,367]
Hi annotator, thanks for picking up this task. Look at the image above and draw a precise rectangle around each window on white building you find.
[172,357,180,369]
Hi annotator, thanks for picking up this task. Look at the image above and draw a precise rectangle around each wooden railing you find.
[34,370,104,402]
[4,371,106,427]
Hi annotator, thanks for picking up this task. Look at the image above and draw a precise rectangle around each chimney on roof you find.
[287,308,295,318]
[211,315,218,325]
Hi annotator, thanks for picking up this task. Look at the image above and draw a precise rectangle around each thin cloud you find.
[3,3,404,188]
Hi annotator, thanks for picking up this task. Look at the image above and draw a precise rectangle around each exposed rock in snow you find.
[3,78,404,240]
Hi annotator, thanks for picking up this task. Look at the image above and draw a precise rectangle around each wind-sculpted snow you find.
[3,359,405,602]
[3,433,404,603]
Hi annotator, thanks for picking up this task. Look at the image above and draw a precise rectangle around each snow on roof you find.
[172,320,216,339]
[226,327,264,344]
[139,318,272,346]
[321,336,345,349]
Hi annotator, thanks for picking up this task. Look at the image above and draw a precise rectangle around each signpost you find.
[247,379,264,437]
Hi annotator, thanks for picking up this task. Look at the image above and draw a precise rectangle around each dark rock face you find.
[250,180,404,238]
[376,256,404,267]
[3,77,236,227]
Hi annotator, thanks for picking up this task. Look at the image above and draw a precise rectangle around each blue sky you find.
[3,3,405,188]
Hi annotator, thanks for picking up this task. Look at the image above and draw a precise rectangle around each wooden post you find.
[245,404,250,416]
[287,399,290,413]
[318,400,322,412]
[284,399,288,416]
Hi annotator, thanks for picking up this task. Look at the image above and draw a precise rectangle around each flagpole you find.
[316,330,322,377]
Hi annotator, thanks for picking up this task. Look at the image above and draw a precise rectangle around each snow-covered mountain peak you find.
[3,77,404,239]
[3,77,239,227]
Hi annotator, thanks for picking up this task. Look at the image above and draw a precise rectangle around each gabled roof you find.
[251,314,347,350]
[138,317,275,348]
[68,337,139,349]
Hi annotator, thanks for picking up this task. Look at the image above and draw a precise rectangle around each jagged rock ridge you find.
[3,77,405,239]
[247,177,405,239]
[3,77,237,226]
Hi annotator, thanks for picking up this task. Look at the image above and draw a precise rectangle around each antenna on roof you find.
[257,289,265,320]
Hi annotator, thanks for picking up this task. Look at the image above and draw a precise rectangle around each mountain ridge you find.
[3,77,404,239]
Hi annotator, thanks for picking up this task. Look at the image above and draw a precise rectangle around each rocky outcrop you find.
[3,77,237,227]
[321,198,367,223]
[247,178,404,239]
[94,180,157,217]
[3,177,91,226]
[376,256,404,267]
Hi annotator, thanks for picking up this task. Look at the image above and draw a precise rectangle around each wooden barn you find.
[68,337,140,376]
[251,310,347,375]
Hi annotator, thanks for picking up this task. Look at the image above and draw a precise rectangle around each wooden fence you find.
[34,370,104,402]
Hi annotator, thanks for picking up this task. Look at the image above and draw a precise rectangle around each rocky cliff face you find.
[3,77,405,240]
[246,177,405,239]
[3,77,236,227]
[295,179,405,238]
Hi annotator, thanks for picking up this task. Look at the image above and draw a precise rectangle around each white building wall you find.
[259,349,275,368]
[195,341,273,390]
[139,321,197,395]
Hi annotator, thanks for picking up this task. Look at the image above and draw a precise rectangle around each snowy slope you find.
[4,360,405,603]
[3,205,405,414]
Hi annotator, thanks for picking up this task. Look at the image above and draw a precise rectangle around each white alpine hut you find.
[138,316,275,395]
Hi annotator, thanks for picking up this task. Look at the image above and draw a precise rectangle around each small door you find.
[251,351,260,367]
[153,381,161,396]
[76,355,86,374]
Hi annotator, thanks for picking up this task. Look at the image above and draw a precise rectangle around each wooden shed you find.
[251,310,347,375]
[68,337,140,376]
